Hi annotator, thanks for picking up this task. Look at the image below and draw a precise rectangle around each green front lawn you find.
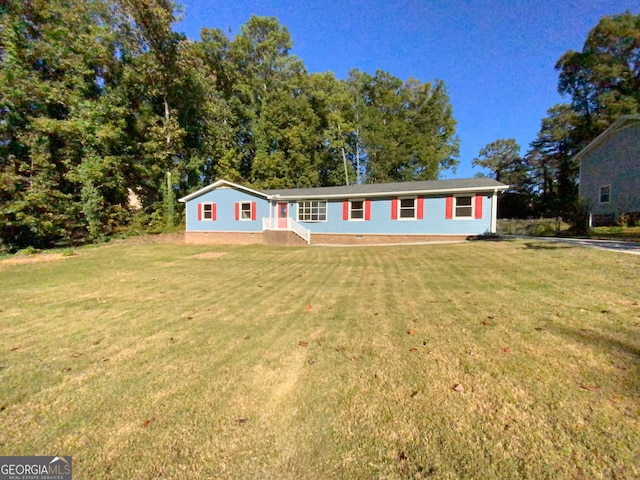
[1,240,638,479]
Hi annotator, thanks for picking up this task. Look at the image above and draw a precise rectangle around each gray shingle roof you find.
[264,177,508,199]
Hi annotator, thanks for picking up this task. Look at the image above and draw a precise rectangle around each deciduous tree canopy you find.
[0,2,459,252]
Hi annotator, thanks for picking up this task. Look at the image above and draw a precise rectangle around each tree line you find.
[0,0,460,252]
[473,11,639,221]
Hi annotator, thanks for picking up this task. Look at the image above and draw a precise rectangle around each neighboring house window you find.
[235,201,257,221]
[454,196,473,218]
[391,197,424,220]
[198,203,216,221]
[599,185,611,203]
[343,199,371,220]
[298,200,327,222]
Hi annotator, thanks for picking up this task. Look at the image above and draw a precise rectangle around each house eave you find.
[178,179,268,203]
[271,185,508,200]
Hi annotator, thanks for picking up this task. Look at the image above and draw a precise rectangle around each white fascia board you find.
[179,179,268,203]
[272,185,508,200]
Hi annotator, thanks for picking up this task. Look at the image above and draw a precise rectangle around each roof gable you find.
[573,115,640,164]
[178,179,268,203]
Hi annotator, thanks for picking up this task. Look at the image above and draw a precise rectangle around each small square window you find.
[454,196,473,218]
[239,202,253,220]
[399,198,416,219]
[599,186,611,203]
[350,200,364,220]
[201,203,215,221]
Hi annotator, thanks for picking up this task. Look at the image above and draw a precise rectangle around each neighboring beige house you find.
[576,115,640,226]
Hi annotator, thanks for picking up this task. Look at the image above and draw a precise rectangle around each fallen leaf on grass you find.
[501,347,511,353]
[10,347,19,351]
[62,367,72,372]
[631,302,638,306]
[480,320,489,326]
[452,384,464,393]
[601,310,611,314]
[307,359,316,365]
[534,327,546,331]
[409,347,418,352]
[142,417,155,427]
[71,353,82,358]
[487,315,494,319]
[298,341,308,347]
[305,304,312,310]
[467,350,479,357]
[407,329,416,335]
[410,390,418,398]
[234,418,247,425]
[580,384,600,392]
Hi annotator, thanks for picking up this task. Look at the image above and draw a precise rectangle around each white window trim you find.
[599,185,611,204]
[453,195,475,219]
[202,203,215,221]
[297,200,328,223]
[397,196,417,221]
[349,199,366,221]
[239,201,252,221]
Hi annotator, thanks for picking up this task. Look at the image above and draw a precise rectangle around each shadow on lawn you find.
[523,242,575,250]
[550,323,640,392]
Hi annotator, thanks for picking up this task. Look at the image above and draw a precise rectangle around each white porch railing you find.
[262,217,311,244]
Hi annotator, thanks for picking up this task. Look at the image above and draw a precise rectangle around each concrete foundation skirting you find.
[184,231,263,245]
[310,233,470,245]
[185,230,471,246]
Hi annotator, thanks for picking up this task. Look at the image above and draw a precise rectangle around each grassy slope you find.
[0,240,639,479]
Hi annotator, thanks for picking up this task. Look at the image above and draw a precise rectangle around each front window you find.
[350,200,364,220]
[454,196,473,218]
[240,202,252,220]
[599,185,611,203]
[298,200,327,222]
[399,198,416,219]
[202,203,214,220]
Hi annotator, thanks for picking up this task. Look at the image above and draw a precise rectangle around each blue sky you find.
[175,0,638,179]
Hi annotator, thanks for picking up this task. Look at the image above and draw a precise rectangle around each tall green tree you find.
[473,139,533,218]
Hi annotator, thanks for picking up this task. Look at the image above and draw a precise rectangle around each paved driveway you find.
[513,236,640,255]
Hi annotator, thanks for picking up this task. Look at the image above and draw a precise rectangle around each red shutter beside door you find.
[197,203,202,221]
[365,200,371,221]
[212,204,217,221]
[417,197,424,219]
[391,198,398,220]
[445,196,453,219]
[343,201,349,220]
[474,195,483,219]
[235,202,239,221]
[252,201,257,220]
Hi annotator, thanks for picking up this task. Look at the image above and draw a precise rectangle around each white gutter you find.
[268,185,509,201]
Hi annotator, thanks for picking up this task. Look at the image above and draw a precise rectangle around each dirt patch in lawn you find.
[190,251,227,260]
[1,253,72,266]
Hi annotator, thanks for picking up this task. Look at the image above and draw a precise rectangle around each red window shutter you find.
[197,203,202,221]
[212,204,217,221]
[251,201,257,220]
[391,198,398,220]
[417,197,424,220]
[365,200,371,221]
[235,202,239,221]
[475,195,483,219]
[343,201,349,220]
[445,196,453,219]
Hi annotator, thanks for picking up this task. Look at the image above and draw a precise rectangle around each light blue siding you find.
[185,187,495,236]
[185,187,268,232]
[292,196,492,235]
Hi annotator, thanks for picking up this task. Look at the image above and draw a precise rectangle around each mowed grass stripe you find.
[0,239,638,479]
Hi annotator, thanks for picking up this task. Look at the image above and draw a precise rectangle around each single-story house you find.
[576,115,640,226]
[178,178,509,245]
